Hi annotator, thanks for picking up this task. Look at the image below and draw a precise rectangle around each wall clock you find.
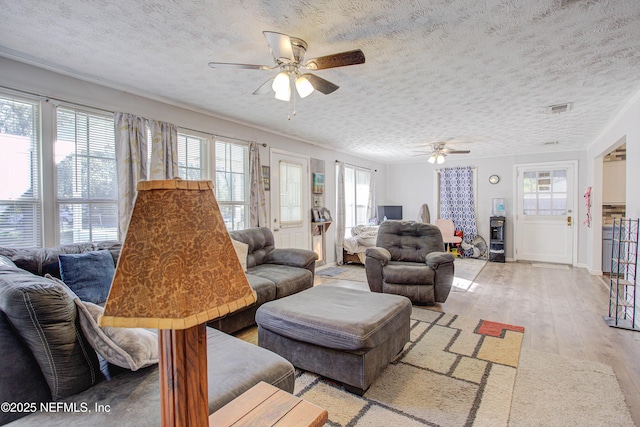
[489,174,500,184]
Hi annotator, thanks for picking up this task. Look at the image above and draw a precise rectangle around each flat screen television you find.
[377,205,403,221]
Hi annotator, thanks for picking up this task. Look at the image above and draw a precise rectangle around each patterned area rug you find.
[239,308,525,426]
[316,257,487,292]
[235,306,635,426]
[294,307,524,426]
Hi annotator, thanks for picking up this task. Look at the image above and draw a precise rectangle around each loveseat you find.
[0,242,295,426]
[209,227,318,334]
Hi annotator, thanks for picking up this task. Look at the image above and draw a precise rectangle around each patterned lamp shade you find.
[100,179,256,330]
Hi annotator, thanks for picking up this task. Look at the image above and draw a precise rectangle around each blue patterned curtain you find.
[439,167,477,255]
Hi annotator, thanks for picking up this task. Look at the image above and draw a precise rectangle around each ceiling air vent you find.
[548,103,572,114]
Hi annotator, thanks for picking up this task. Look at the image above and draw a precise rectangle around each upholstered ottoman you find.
[256,285,411,394]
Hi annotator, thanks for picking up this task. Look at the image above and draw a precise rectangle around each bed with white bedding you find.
[343,225,379,264]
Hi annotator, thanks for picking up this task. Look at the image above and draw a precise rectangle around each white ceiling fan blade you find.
[208,62,272,70]
[263,31,294,63]
[252,76,276,95]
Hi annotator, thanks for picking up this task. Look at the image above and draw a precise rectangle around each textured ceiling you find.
[1,0,639,163]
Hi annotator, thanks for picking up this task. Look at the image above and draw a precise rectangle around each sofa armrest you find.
[425,251,454,269]
[265,248,318,270]
[365,247,391,265]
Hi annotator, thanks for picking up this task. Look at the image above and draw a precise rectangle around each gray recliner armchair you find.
[365,220,455,304]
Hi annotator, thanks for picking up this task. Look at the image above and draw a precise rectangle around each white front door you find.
[514,162,576,264]
[270,150,310,250]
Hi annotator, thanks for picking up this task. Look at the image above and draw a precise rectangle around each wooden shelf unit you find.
[311,221,332,266]
[604,218,640,331]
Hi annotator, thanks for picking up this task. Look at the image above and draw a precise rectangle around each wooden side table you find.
[209,381,328,427]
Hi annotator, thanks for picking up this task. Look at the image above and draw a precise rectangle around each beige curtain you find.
[366,171,376,222]
[149,120,178,180]
[249,142,268,227]
[114,112,148,241]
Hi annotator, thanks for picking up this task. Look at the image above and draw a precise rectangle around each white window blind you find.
[344,164,371,237]
[215,139,248,231]
[178,133,207,180]
[56,107,118,243]
[0,95,42,248]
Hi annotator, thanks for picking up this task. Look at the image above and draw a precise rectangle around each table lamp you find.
[100,179,256,427]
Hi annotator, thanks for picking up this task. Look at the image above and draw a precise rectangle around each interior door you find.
[270,150,310,250]
[515,162,575,264]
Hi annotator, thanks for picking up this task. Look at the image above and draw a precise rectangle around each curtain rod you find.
[179,126,266,147]
[0,85,115,114]
[0,85,266,147]
[335,159,377,172]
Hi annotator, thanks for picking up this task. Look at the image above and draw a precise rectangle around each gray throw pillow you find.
[74,299,159,371]
[0,269,101,400]
[0,254,16,268]
[58,250,115,304]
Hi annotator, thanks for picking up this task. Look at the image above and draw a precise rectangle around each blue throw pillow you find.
[58,250,115,304]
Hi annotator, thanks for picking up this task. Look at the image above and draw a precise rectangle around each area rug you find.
[316,257,487,292]
[509,349,635,426]
[293,308,523,426]
[234,308,634,426]
[316,267,348,277]
[239,308,524,426]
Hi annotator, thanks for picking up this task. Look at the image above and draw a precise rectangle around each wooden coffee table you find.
[208,381,328,427]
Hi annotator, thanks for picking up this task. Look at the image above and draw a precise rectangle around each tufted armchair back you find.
[376,221,445,262]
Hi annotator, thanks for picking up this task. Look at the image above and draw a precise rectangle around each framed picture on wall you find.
[313,173,325,194]
[262,165,270,191]
[320,207,332,222]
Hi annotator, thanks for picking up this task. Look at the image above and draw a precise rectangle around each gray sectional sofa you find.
[209,227,318,334]
[0,241,296,426]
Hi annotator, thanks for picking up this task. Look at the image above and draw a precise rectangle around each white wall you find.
[386,150,588,264]
[586,89,640,276]
[0,57,386,263]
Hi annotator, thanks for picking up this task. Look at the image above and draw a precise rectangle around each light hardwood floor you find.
[315,261,640,425]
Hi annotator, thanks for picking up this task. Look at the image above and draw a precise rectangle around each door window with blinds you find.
[522,169,567,215]
[215,139,248,231]
[279,160,303,226]
[56,107,118,244]
[0,95,41,247]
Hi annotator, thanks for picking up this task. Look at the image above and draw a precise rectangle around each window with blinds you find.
[56,107,118,243]
[215,139,248,231]
[177,133,207,180]
[0,95,42,247]
[344,165,371,237]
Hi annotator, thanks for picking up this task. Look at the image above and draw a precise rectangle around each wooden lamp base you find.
[159,324,209,427]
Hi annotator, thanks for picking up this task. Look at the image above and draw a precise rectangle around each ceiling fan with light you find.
[413,142,471,164]
[208,31,365,109]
